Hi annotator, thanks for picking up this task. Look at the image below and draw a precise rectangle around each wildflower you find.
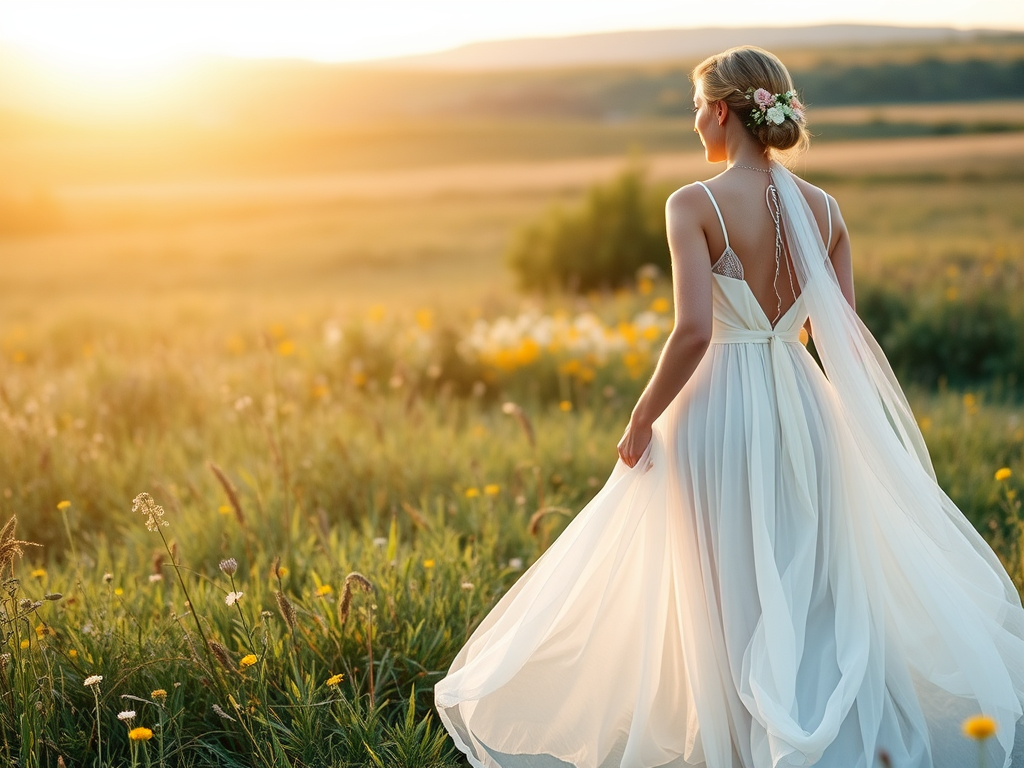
[113,588,124,596]
[56,501,71,511]
[148,574,163,583]
[326,673,344,686]
[461,581,475,590]
[239,654,257,671]
[117,710,136,721]
[996,468,1012,482]
[218,505,233,516]
[225,591,243,606]
[508,557,524,570]
[151,689,167,701]
[277,340,295,356]
[464,487,480,499]
[31,568,46,579]
[68,649,78,658]
[219,558,238,576]
[103,572,113,583]
[84,675,103,688]
[276,565,289,578]
[559,401,572,412]
[128,727,153,741]
[423,559,435,569]
[132,493,168,532]
[484,484,500,496]
[650,298,671,313]
[372,537,387,548]
[315,584,333,597]
[962,714,997,740]
[19,639,28,649]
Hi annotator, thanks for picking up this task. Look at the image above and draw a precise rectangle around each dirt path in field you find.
[58,133,1024,204]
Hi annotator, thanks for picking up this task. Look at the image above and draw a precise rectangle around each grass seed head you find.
[132,493,168,533]
[208,641,233,672]
[275,590,297,630]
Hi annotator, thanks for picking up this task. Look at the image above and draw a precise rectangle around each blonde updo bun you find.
[691,46,810,158]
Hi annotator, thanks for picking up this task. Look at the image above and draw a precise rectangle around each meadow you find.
[1,68,1024,764]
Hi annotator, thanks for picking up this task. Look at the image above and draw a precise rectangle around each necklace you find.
[729,163,797,325]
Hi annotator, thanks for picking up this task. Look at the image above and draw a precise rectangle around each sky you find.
[1,0,1022,72]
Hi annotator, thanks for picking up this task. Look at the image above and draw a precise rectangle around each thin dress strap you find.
[696,181,730,250]
[822,188,832,252]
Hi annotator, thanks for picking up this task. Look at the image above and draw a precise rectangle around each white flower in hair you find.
[766,106,786,125]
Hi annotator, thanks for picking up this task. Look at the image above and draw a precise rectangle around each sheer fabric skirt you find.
[434,340,1024,768]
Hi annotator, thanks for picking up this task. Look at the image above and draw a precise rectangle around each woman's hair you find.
[691,46,809,157]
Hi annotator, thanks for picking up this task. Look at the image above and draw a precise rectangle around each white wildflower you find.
[508,557,523,570]
[225,591,243,606]
[148,573,163,583]
[132,492,168,532]
[461,582,475,591]
[372,537,388,548]
[84,675,103,687]
[117,710,135,721]
[219,558,238,576]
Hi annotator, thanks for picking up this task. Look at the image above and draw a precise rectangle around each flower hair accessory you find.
[743,87,805,127]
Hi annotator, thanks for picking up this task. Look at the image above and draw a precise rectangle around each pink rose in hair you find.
[753,88,774,108]
[790,97,804,111]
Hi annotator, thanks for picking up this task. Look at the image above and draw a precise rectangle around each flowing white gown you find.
[434,165,1024,768]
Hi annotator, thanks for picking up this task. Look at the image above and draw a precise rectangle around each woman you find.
[435,46,1024,768]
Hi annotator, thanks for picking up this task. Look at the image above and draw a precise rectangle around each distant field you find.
[1,132,1022,334]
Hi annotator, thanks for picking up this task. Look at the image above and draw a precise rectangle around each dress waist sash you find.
[710,327,802,345]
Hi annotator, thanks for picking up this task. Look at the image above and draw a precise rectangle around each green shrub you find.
[506,164,670,292]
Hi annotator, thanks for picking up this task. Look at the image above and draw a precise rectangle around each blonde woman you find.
[436,46,1024,768]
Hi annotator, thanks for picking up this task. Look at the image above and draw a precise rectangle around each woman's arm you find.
[617,185,714,468]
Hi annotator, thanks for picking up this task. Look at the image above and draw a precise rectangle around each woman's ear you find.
[717,102,729,126]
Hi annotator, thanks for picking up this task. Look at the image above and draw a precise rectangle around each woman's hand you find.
[617,418,653,468]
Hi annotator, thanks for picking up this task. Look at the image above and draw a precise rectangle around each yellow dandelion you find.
[995,467,1012,482]
[464,487,480,499]
[19,639,29,649]
[218,504,233,516]
[128,727,153,741]
[69,649,78,658]
[326,673,344,686]
[239,654,258,670]
[315,584,333,597]
[962,714,997,740]
[114,588,124,596]
[31,569,46,579]
[57,500,71,511]
[484,484,500,496]
[276,566,290,578]
[559,400,573,412]
[423,559,435,569]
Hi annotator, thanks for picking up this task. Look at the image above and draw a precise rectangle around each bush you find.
[506,165,670,292]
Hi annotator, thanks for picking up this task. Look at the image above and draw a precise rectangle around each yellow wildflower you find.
[239,654,258,670]
[326,673,344,686]
[963,393,979,415]
[315,584,333,597]
[31,569,46,579]
[151,689,167,700]
[218,504,233,516]
[651,297,671,313]
[945,286,959,301]
[638,277,654,295]
[276,566,290,578]
[423,559,435,569]
[464,487,480,498]
[962,714,997,740]
[114,588,124,596]
[277,340,295,357]
[57,500,71,511]
[128,727,153,741]
[19,640,29,649]
[995,468,1012,482]
[484,484,500,496]
[559,400,573,412]
[415,309,433,331]
[69,649,78,658]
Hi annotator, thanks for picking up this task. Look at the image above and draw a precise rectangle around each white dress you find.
[435,172,1024,768]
